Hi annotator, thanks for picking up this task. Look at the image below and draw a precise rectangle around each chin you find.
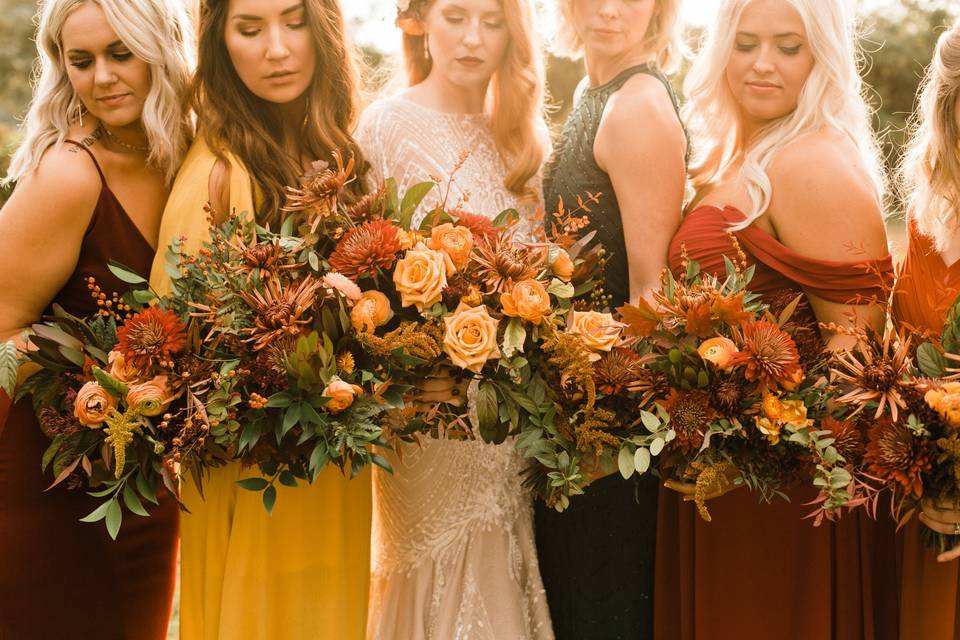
[254,85,310,106]
[95,108,143,130]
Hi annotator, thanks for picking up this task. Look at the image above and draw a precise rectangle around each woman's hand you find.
[663,463,743,503]
[411,366,469,409]
[919,497,960,562]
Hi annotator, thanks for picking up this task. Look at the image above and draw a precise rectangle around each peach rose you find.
[126,375,174,417]
[428,223,475,269]
[549,247,574,282]
[351,291,394,333]
[926,382,960,428]
[107,350,140,385]
[74,381,117,427]
[501,279,552,325]
[568,310,622,356]
[323,379,363,414]
[697,336,738,371]
[393,243,450,311]
[443,303,501,373]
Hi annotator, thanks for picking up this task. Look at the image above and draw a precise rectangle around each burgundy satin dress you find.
[654,204,899,640]
[0,143,178,639]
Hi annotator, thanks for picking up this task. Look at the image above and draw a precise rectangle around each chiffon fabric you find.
[0,142,178,640]
[356,95,553,640]
[654,204,899,640]
[148,136,372,640]
[892,221,960,640]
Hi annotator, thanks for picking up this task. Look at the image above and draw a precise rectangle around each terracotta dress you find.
[0,142,179,639]
[892,221,960,640]
[654,204,899,640]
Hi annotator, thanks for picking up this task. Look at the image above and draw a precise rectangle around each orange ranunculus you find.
[697,336,738,371]
[925,382,960,428]
[107,350,140,385]
[549,247,574,281]
[755,392,813,444]
[74,381,117,428]
[351,291,394,333]
[568,310,622,357]
[323,379,363,414]
[501,279,551,325]
[397,229,425,251]
[443,303,501,373]
[126,375,175,417]
[393,243,450,311]
[428,223,475,269]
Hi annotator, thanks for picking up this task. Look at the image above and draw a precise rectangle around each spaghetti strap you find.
[64,139,106,185]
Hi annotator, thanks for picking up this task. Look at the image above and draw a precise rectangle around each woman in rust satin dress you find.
[892,18,960,640]
[654,1,898,638]
[0,1,192,638]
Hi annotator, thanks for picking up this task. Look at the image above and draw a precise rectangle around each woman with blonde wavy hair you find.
[532,1,686,638]
[0,0,192,637]
[654,0,898,638]
[355,0,553,638]
[893,18,960,640]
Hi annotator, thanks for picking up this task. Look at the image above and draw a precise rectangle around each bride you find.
[354,0,553,638]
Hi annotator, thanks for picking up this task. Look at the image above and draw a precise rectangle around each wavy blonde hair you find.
[684,0,884,229]
[900,19,960,251]
[403,0,547,201]
[548,0,684,73]
[4,0,194,185]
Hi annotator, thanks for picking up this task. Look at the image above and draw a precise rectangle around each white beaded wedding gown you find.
[355,95,554,640]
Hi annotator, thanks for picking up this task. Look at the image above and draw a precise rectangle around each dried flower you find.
[821,416,865,463]
[731,321,801,390]
[864,417,932,497]
[240,276,324,351]
[593,347,646,395]
[831,328,912,421]
[660,389,715,454]
[472,235,539,294]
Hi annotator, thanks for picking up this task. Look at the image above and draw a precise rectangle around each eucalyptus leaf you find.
[618,446,635,479]
[634,447,651,474]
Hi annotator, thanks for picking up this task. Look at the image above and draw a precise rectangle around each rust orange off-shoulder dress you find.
[654,204,899,640]
[892,221,960,640]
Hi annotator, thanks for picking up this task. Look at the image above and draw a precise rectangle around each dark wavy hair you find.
[194,0,366,224]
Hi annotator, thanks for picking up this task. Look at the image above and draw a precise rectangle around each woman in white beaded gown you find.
[354,0,553,639]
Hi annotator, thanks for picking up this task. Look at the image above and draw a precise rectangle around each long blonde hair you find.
[548,0,684,73]
[4,0,194,185]
[900,19,960,250]
[402,0,547,201]
[684,0,884,228]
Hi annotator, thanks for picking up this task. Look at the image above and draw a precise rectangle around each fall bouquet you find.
[826,296,960,549]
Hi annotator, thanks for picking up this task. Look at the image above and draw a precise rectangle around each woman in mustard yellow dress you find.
[149,1,371,638]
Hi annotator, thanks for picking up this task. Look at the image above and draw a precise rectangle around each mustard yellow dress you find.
[150,137,371,640]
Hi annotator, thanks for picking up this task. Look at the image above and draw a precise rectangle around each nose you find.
[598,0,619,19]
[265,24,291,61]
[93,58,117,87]
[752,43,776,75]
[462,18,481,48]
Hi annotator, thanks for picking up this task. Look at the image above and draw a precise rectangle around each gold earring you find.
[423,33,430,60]
[75,102,84,127]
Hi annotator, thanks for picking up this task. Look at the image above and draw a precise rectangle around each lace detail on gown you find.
[356,95,553,640]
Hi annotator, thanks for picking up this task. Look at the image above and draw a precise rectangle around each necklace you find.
[98,123,150,153]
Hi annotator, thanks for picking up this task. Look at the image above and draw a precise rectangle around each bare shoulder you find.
[597,73,684,163]
[207,156,231,219]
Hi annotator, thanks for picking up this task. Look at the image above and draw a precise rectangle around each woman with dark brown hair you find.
[147,1,371,638]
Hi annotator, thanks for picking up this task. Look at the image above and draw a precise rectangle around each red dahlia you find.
[864,417,932,498]
[732,320,801,390]
[329,219,402,281]
[116,307,188,370]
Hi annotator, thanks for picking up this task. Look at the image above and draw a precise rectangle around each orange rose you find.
[323,379,363,414]
[107,350,140,385]
[428,223,474,269]
[549,247,574,281]
[74,381,117,427]
[926,382,960,428]
[501,279,552,325]
[126,375,174,417]
[697,336,738,371]
[351,291,394,333]
[568,310,622,357]
[393,243,450,311]
[443,303,501,373]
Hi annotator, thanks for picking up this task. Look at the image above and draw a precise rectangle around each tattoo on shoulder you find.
[70,127,103,152]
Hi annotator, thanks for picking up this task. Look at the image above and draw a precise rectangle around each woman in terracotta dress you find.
[0,0,192,638]
[653,1,898,638]
[893,18,960,640]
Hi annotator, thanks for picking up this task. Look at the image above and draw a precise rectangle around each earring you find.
[74,102,84,127]
[423,33,431,60]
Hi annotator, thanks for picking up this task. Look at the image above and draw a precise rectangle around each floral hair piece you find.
[396,0,426,36]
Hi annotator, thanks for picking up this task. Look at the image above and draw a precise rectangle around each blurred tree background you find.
[0,0,957,214]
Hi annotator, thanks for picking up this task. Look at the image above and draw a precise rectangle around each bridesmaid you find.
[894,18,960,640]
[535,0,686,637]
[654,1,899,638]
[355,1,554,638]
[0,0,192,638]
[147,1,372,638]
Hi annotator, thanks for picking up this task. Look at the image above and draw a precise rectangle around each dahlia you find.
[329,219,402,281]
[660,389,715,454]
[115,307,188,371]
[453,210,498,245]
[864,417,932,497]
[731,320,801,390]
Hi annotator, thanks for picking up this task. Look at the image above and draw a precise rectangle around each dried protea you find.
[831,328,912,421]
[284,152,356,230]
[345,188,384,223]
[710,378,744,415]
[250,337,294,389]
[730,320,801,390]
[329,219,402,281]
[472,235,540,294]
[240,276,324,351]
[660,389,716,455]
[864,417,932,497]
[766,290,825,368]
[452,210,498,245]
[116,307,188,370]
[821,416,866,464]
[593,347,646,395]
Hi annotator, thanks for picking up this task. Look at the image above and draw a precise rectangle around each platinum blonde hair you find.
[548,0,684,72]
[4,0,194,185]
[684,0,884,229]
[899,19,960,250]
